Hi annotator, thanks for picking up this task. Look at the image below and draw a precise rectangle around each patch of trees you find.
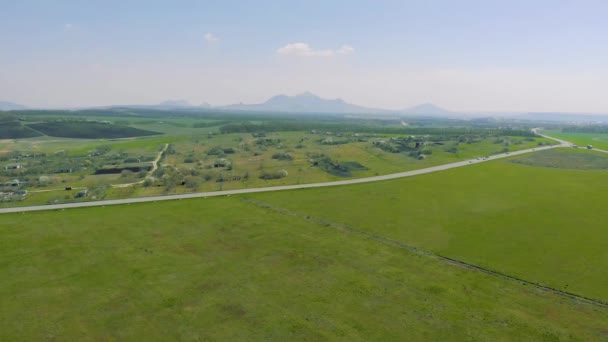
[219,121,536,137]
[309,154,367,177]
[562,126,608,134]
[192,120,230,128]
[255,138,282,147]
[444,146,458,153]
[26,121,161,139]
[272,152,293,161]
[319,137,350,145]
[372,137,422,154]
[94,165,152,175]
[207,146,237,156]
[259,170,288,180]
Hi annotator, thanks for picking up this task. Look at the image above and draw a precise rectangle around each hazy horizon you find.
[3,1,608,113]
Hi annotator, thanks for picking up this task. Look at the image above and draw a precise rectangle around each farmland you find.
[251,154,608,302]
[510,148,608,169]
[544,129,608,150]
[26,121,161,139]
[2,173,608,340]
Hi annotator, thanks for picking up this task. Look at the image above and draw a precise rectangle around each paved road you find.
[0,133,569,214]
[533,127,608,154]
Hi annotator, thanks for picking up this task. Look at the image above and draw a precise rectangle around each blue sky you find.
[2,0,608,112]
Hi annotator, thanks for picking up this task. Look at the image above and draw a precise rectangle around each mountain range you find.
[5,93,608,122]
[217,92,389,114]
[0,101,27,111]
[0,93,456,116]
[215,92,455,116]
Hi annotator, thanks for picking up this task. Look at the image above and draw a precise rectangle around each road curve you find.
[0,136,568,214]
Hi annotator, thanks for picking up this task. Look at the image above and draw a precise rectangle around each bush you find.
[272,152,293,161]
[207,147,225,156]
[445,146,458,154]
[259,171,288,180]
[184,176,200,189]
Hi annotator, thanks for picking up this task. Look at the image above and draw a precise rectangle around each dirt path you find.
[111,143,168,188]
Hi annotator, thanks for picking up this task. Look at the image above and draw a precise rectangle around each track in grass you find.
[242,197,608,309]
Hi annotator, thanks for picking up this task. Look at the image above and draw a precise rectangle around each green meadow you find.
[251,149,608,302]
[545,129,608,150]
[2,149,608,340]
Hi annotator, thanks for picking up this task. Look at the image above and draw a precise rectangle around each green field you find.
[545,129,608,150]
[0,121,43,139]
[26,121,161,139]
[2,152,608,340]
[250,152,608,302]
[510,148,608,169]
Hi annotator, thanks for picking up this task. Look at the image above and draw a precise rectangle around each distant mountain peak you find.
[219,92,386,114]
[403,103,451,116]
[295,91,317,98]
[158,99,192,108]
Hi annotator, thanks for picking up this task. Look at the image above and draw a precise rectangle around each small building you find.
[75,189,88,198]
[3,164,22,171]
[54,168,73,174]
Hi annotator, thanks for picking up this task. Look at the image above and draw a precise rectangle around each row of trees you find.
[562,126,608,134]
[219,121,536,137]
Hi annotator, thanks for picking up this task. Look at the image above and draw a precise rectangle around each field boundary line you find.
[241,197,608,309]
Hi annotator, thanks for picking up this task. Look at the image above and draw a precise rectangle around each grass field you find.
[250,151,608,302]
[510,148,608,169]
[545,129,608,150]
[2,152,608,340]
[2,197,608,340]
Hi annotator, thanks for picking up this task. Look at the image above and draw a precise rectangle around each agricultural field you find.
[2,158,608,340]
[26,121,161,139]
[0,121,43,139]
[251,150,608,302]
[510,148,608,169]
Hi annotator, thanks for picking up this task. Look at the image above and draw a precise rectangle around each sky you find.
[2,0,608,113]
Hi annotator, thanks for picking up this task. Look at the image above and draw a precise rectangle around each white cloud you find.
[277,43,354,57]
[336,45,355,55]
[204,33,219,43]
